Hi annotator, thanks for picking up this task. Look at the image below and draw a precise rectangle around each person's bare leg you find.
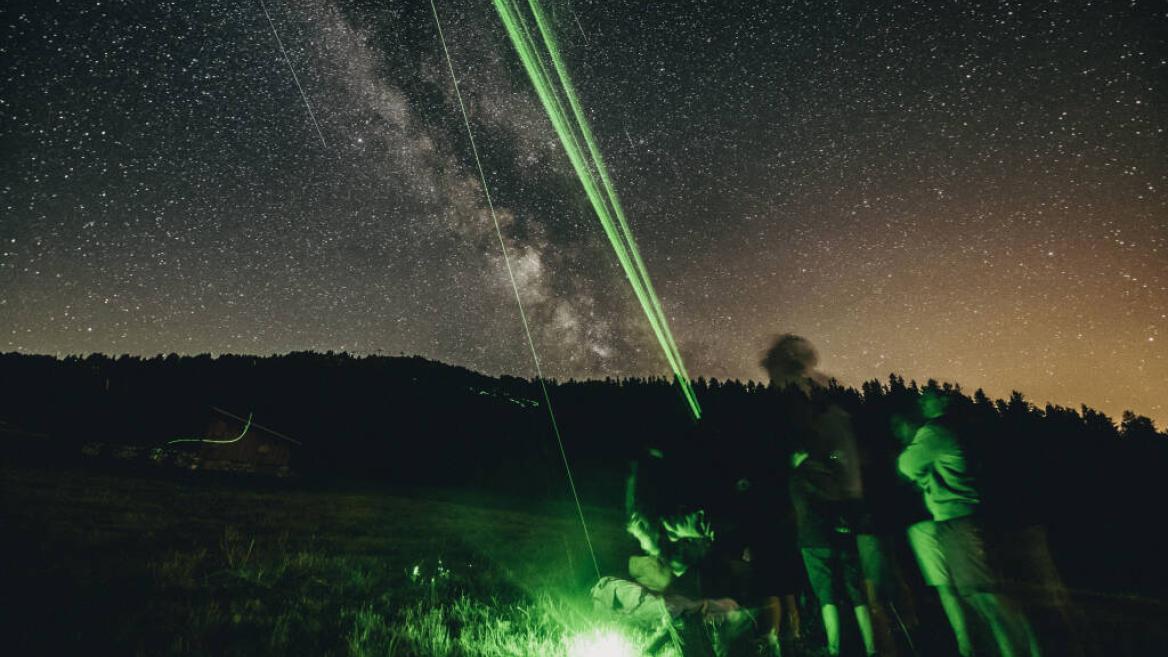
[762,596,783,656]
[968,591,1042,657]
[784,594,801,639]
[853,604,878,656]
[865,581,898,656]
[936,585,973,657]
[821,604,841,655]
[1002,593,1043,657]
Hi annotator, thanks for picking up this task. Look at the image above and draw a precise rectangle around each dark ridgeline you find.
[0,351,1165,602]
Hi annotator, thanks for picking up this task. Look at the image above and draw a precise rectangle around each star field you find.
[1,0,1164,424]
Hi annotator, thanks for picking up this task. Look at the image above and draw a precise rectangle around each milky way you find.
[1,0,1164,425]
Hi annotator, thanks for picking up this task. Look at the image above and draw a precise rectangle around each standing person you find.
[718,469,804,657]
[745,497,804,657]
[855,413,935,657]
[892,409,974,657]
[708,402,806,657]
[789,439,878,657]
[898,389,1042,657]
[762,333,877,657]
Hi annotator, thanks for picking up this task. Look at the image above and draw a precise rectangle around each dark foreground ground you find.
[2,463,1166,656]
[1,463,632,656]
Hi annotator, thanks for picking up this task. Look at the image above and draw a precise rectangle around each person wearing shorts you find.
[907,519,973,657]
[791,447,877,657]
[899,390,1041,657]
[801,540,867,610]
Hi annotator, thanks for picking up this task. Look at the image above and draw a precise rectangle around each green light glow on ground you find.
[493,0,701,419]
[564,628,641,657]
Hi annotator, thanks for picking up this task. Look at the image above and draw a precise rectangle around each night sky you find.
[2,0,1165,425]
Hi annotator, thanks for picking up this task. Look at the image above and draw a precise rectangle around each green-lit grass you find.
[1,465,634,656]
[346,595,655,657]
[8,463,1165,656]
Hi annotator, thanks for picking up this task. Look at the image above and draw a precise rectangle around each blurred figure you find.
[746,509,804,656]
[898,389,1042,657]
[892,407,974,656]
[789,440,878,657]
[696,391,807,657]
[760,333,830,394]
[890,411,974,657]
[717,471,804,657]
[763,334,877,657]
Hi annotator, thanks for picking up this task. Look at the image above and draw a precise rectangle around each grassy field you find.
[5,462,1168,657]
[1,463,643,657]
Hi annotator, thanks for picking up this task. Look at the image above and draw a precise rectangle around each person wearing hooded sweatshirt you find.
[898,389,1042,657]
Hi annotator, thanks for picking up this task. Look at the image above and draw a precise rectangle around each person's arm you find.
[625,461,639,516]
[897,425,944,481]
[627,511,661,556]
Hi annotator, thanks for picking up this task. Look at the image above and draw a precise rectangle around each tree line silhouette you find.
[1,350,1165,599]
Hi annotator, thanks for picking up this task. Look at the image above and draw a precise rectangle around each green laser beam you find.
[523,0,697,402]
[493,0,701,418]
[495,0,693,414]
[500,0,698,416]
[167,413,254,445]
[527,0,696,393]
[502,0,691,411]
[430,0,601,580]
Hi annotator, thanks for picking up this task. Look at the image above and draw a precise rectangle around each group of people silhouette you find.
[615,334,1060,657]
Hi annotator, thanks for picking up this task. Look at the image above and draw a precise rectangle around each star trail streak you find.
[257,0,327,148]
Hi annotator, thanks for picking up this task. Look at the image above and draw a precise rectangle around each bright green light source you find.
[565,628,640,657]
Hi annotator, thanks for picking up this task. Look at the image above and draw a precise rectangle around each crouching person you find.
[620,445,754,655]
[596,512,752,657]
